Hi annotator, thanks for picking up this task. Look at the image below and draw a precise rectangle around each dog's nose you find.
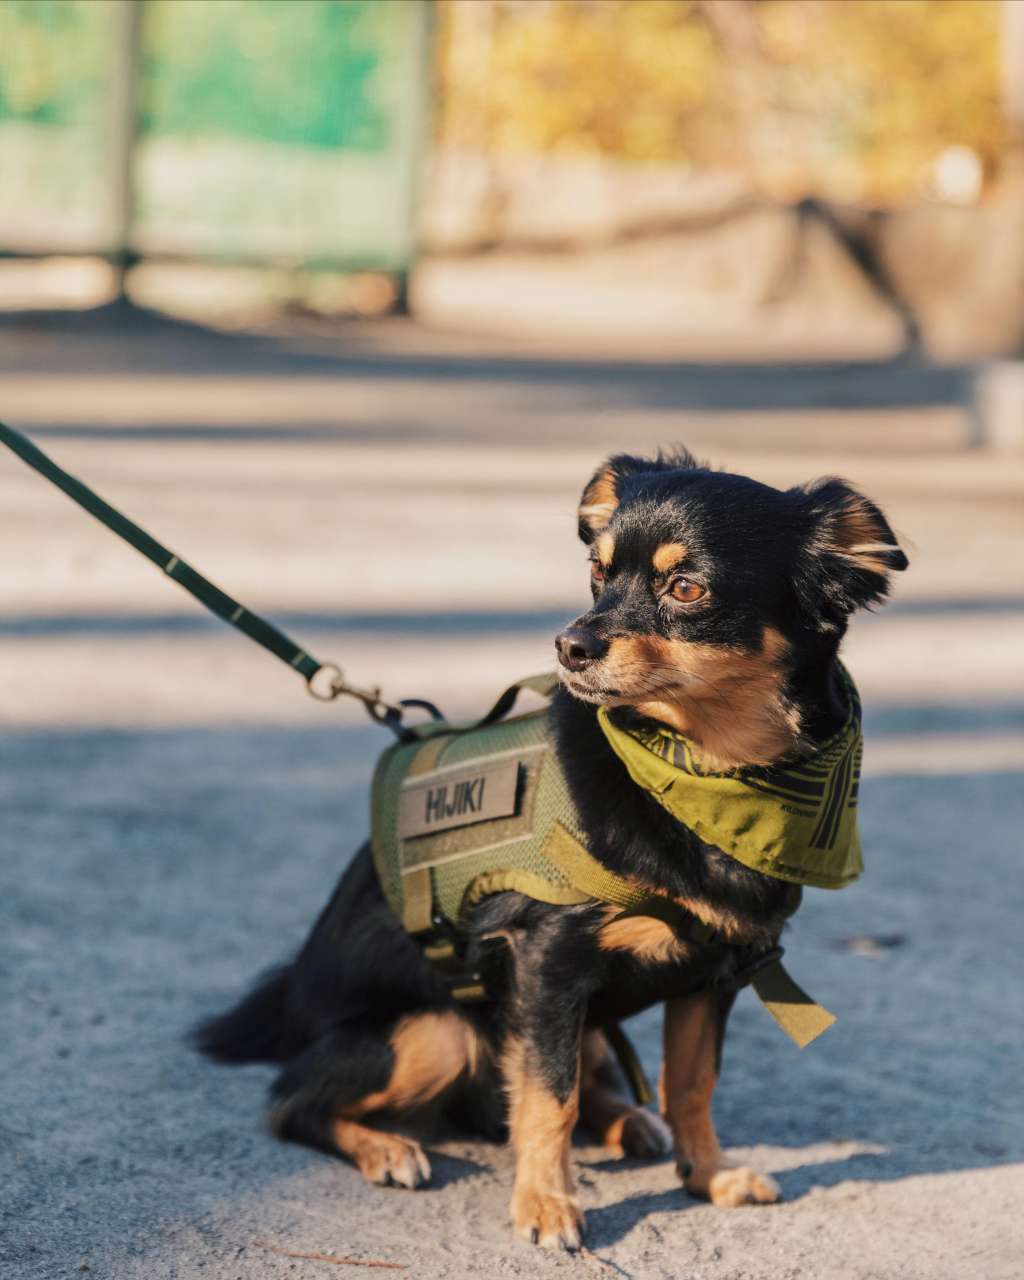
[556,628,608,672]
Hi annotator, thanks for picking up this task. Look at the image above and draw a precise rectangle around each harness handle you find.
[473,672,559,727]
[0,420,410,736]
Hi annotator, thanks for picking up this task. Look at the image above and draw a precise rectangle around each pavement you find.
[1,306,1022,1280]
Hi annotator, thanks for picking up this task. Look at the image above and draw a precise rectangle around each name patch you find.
[399,758,521,838]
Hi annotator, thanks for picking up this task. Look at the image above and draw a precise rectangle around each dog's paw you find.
[356,1133,431,1190]
[684,1164,780,1208]
[512,1188,585,1251]
[608,1108,673,1159]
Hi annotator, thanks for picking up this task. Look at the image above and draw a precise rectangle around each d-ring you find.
[307,662,343,701]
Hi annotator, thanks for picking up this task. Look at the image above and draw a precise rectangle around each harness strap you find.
[541,822,653,912]
[412,670,560,742]
[474,672,560,725]
[602,1021,655,1107]
[541,820,835,1047]
[541,821,717,943]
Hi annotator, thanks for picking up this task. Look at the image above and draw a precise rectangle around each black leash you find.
[0,420,416,736]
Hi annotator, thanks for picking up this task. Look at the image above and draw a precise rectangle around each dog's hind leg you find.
[270,1010,480,1188]
[579,1030,671,1158]
[328,1117,433,1189]
[661,991,780,1207]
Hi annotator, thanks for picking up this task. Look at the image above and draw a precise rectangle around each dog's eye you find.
[590,561,605,584]
[669,576,705,604]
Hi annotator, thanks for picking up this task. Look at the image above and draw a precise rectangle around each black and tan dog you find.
[195,449,906,1250]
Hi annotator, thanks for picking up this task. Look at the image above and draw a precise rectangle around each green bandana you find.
[597,667,864,890]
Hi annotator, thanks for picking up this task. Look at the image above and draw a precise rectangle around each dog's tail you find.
[192,966,300,1065]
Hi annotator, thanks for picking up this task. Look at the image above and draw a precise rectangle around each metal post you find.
[108,0,143,301]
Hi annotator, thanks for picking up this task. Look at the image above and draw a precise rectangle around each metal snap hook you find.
[306,662,345,701]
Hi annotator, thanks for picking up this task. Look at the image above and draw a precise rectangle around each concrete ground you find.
[1,306,1022,1280]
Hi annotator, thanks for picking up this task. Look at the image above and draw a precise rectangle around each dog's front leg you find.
[502,1001,585,1250]
[661,990,781,1207]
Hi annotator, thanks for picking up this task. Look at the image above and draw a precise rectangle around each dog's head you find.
[557,450,907,768]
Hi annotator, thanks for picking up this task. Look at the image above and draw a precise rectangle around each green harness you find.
[372,673,863,1053]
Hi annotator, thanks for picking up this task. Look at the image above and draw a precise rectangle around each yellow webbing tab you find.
[540,821,652,910]
[450,983,488,1002]
[401,866,434,934]
[751,959,837,1048]
[407,733,452,777]
[422,941,458,968]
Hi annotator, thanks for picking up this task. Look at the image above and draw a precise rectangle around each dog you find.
[194,448,906,1250]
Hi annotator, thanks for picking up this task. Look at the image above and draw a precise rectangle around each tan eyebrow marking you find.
[652,542,688,574]
[595,531,615,568]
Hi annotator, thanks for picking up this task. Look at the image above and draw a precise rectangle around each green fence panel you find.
[0,0,118,254]
[0,0,430,271]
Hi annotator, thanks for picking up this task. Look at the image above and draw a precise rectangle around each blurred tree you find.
[436,0,1004,204]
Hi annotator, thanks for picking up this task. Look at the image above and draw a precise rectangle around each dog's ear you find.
[578,449,699,543]
[794,478,908,626]
[577,460,623,543]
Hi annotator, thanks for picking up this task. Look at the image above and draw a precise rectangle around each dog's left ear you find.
[795,478,908,625]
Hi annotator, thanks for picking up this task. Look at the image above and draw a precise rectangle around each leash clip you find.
[308,665,444,741]
[307,662,405,730]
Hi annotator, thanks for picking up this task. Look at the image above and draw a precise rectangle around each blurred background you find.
[2,5,1022,1280]
[3,0,1024,356]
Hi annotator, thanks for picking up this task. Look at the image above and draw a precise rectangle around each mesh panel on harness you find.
[371,703,590,930]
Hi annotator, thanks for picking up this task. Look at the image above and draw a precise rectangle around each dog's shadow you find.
[583,1184,691,1250]
[424,1149,495,1191]
[582,1150,670,1175]
[771,1148,895,1199]
[578,1143,900,1249]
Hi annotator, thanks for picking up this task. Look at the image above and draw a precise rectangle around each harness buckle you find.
[417,917,509,1005]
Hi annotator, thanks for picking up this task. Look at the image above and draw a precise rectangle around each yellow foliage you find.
[436,0,1005,203]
